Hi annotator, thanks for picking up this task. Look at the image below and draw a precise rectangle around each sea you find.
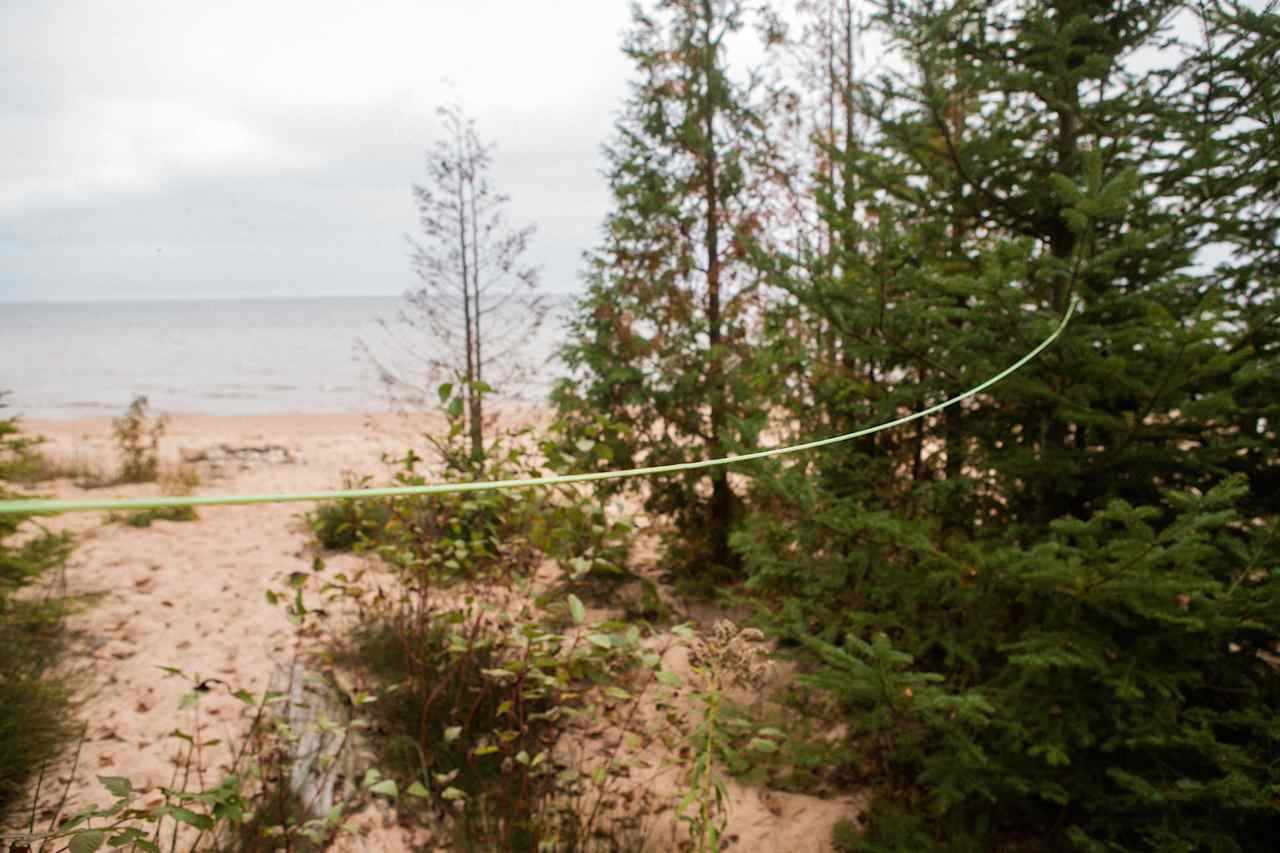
[0,294,574,421]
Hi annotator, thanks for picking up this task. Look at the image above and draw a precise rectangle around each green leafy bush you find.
[0,394,76,819]
[309,475,392,551]
[313,381,632,582]
[325,564,659,849]
[309,382,658,848]
[739,476,1280,852]
[0,392,51,484]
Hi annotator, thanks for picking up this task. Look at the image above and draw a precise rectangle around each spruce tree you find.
[0,392,75,817]
[734,0,1280,849]
[554,0,774,577]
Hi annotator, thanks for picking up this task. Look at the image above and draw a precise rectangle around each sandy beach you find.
[4,411,858,852]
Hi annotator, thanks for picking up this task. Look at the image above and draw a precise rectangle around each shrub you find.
[112,395,167,484]
[108,466,201,528]
[740,476,1280,852]
[333,382,632,585]
[309,475,392,551]
[0,395,76,820]
[0,392,51,484]
[311,382,657,849]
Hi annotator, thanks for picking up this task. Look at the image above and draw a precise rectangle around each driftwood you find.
[267,662,356,818]
[180,444,300,468]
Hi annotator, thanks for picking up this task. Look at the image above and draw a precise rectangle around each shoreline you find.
[21,408,557,482]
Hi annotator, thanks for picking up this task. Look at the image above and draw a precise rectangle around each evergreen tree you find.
[735,0,1280,849]
[1177,0,1280,520]
[361,103,545,465]
[0,392,74,817]
[554,0,775,577]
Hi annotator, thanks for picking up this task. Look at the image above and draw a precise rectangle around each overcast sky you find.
[0,0,637,303]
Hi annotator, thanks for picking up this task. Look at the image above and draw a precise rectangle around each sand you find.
[3,411,860,851]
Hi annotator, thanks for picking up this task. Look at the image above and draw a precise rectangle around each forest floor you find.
[3,411,862,852]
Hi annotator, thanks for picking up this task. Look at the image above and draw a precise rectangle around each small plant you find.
[2,580,377,852]
[107,465,200,528]
[309,474,393,552]
[0,671,353,853]
[0,392,51,484]
[672,619,777,853]
[323,569,663,851]
[158,465,200,495]
[112,395,167,484]
[108,504,197,528]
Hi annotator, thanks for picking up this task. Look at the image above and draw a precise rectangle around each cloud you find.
[0,0,634,301]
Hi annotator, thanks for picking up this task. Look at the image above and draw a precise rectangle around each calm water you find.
[0,295,571,421]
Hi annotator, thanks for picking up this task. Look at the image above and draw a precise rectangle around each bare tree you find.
[363,102,546,463]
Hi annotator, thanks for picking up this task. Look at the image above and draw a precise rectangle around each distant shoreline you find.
[22,405,555,433]
[0,290,580,307]
[1,294,570,421]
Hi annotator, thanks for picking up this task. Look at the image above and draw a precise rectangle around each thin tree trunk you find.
[701,0,734,573]
[468,164,484,463]
[457,162,476,468]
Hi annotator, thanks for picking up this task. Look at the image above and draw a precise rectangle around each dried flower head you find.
[688,619,773,690]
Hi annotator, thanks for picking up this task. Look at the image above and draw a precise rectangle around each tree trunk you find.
[701,0,735,573]
[468,167,484,463]
[1036,0,1082,524]
[457,166,478,467]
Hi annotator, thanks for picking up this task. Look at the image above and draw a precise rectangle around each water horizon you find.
[1,293,572,421]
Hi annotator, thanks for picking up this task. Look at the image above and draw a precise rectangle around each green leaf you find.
[444,725,462,743]
[568,593,586,624]
[438,382,454,402]
[69,831,106,853]
[748,737,779,753]
[441,786,467,801]
[97,775,131,797]
[587,633,612,649]
[108,829,157,852]
[655,670,682,687]
[406,781,430,799]
[150,805,213,830]
[369,779,398,797]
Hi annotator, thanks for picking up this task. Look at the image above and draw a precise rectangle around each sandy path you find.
[5,410,859,852]
[6,413,414,831]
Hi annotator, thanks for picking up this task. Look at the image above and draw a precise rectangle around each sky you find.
[0,0,638,303]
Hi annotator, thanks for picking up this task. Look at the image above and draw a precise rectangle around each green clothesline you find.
[0,302,1077,517]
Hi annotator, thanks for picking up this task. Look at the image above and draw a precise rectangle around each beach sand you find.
[5,411,859,852]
